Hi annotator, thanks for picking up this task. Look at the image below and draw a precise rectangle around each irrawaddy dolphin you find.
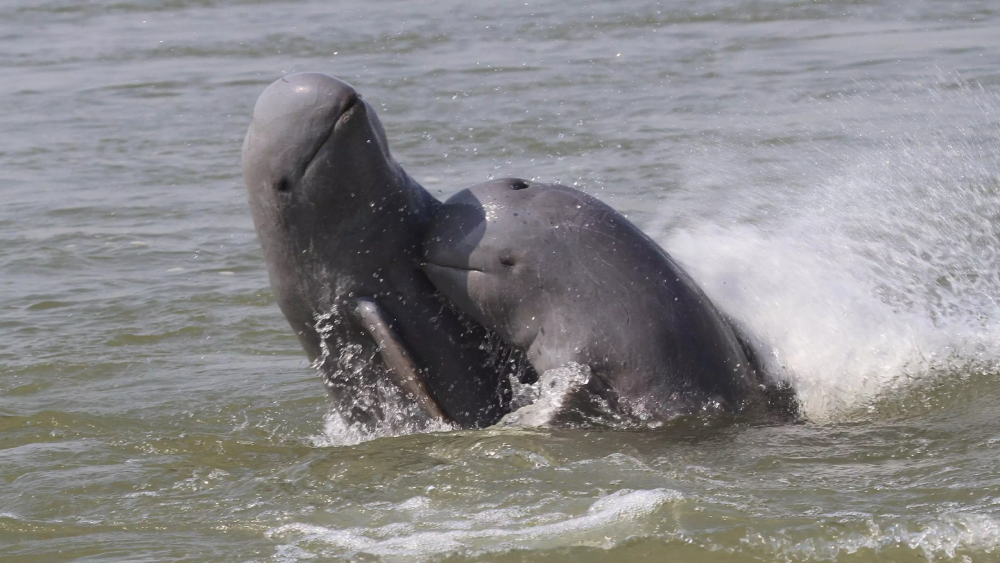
[423,178,797,423]
[242,74,533,430]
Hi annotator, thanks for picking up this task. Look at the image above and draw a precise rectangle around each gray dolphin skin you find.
[242,74,525,428]
[423,178,797,422]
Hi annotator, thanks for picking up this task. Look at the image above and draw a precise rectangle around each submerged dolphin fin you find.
[349,298,452,425]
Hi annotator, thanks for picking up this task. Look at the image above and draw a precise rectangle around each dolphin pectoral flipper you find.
[349,298,452,425]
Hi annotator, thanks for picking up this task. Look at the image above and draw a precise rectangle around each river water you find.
[3,0,1000,561]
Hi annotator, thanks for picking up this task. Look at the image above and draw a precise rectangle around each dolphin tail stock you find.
[349,298,453,425]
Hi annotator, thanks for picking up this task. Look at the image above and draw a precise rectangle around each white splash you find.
[659,85,1000,421]
[309,410,454,448]
[498,363,594,427]
[308,309,456,446]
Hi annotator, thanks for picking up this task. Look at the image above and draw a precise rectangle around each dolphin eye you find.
[509,180,529,190]
[275,178,290,192]
[499,251,516,267]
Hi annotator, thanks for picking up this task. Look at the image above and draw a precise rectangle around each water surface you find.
[2,1,1000,561]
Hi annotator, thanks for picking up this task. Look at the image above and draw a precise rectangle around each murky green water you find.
[2,1,1000,561]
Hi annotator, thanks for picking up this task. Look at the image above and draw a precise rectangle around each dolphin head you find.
[422,178,575,349]
[242,73,433,355]
[242,73,420,242]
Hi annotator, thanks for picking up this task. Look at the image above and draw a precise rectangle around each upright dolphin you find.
[423,178,797,422]
[242,74,528,429]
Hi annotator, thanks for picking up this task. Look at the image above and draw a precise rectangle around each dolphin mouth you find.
[421,261,483,273]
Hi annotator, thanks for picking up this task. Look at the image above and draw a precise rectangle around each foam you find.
[266,488,681,560]
[745,512,1000,561]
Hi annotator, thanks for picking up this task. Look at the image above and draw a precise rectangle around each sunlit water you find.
[2,1,999,561]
